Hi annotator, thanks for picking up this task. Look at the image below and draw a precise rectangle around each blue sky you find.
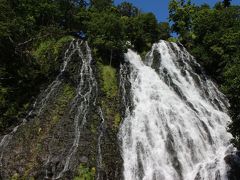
[114,0,240,22]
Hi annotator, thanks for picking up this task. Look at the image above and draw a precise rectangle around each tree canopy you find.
[0,0,170,133]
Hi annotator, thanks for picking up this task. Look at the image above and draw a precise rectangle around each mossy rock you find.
[74,164,96,180]
[114,113,121,129]
[98,63,118,98]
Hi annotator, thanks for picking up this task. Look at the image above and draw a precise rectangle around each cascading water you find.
[52,41,98,179]
[119,40,234,180]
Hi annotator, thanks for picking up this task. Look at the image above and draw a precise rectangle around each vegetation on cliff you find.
[0,0,170,133]
[0,0,240,150]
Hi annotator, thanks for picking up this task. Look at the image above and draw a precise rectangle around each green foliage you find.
[114,113,121,129]
[0,35,72,133]
[117,1,139,17]
[0,0,15,37]
[90,0,113,11]
[158,22,171,40]
[85,5,166,65]
[0,0,79,133]
[86,10,126,61]
[168,37,178,43]
[169,0,196,45]
[123,12,160,53]
[11,173,19,180]
[99,64,118,98]
[54,36,73,54]
[33,40,56,74]
[0,0,169,134]
[32,36,73,74]
[47,83,75,125]
[58,83,76,107]
[97,62,121,130]
[223,0,231,8]
[74,164,96,180]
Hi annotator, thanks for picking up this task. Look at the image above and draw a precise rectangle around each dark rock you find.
[79,156,88,163]
[0,40,123,179]
[224,152,240,180]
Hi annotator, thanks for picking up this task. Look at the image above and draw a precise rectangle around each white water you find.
[55,41,97,179]
[97,107,105,180]
[120,41,234,180]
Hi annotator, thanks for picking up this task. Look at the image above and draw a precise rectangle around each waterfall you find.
[54,41,98,179]
[119,40,234,180]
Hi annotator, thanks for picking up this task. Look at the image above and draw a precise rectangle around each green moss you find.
[32,36,73,74]
[53,36,73,55]
[33,36,73,60]
[97,62,122,130]
[99,64,118,98]
[74,164,96,180]
[168,37,178,43]
[11,173,19,180]
[52,115,59,124]
[32,39,55,74]
[114,113,121,129]
[50,83,75,123]
[59,84,75,104]
[32,40,54,59]
[90,124,97,134]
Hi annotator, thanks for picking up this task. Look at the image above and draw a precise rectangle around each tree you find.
[85,10,125,65]
[169,0,196,45]
[223,0,231,8]
[117,2,139,17]
[158,22,171,40]
[90,0,113,11]
[0,0,15,38]
[77,0,88,8]
[123,13,160,53]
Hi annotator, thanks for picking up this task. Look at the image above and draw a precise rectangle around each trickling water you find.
[37,39,76,115]
[55,41,97,179]
[0,100,37,167]
[119,40,234,180]
[0,40,75,169]
[97,107,105,180]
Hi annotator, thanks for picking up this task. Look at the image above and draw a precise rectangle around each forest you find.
[0,0,240,151]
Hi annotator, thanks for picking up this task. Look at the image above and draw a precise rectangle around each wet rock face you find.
[0,40,122,180]
[225,151,240,180]
[150,49,161,74]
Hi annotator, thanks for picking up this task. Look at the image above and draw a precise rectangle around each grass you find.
[114,113,121,129]
[99,64,118,98]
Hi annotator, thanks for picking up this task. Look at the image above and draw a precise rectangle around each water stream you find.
[0,39,75,169]
[55,41,98,179]
[119,40,234,180]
